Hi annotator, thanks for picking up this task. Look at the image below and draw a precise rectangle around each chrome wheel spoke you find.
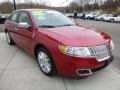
[38,51,51,73]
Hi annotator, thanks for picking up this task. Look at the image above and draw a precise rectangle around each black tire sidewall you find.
[100,18,103,21]
[37,47,56,76]
[110,19,114,22]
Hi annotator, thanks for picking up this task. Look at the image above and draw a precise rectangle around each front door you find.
[16,11,36,55]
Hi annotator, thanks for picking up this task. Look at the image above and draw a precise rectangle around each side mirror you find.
[19,22,31,29]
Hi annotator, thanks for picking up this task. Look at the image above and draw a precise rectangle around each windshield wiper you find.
[38,24,74,28]
[58,24,74,27]
[38,25,56,28]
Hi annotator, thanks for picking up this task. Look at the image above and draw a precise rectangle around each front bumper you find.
[54,50,114,77]
[76,56,113,76]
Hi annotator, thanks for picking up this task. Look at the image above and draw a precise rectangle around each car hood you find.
[39,25,110,46]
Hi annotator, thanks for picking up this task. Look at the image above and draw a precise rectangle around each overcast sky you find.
[1,0,73,7]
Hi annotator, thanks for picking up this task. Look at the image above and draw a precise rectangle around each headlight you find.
[59,45,92,57]
[110,40,114,50]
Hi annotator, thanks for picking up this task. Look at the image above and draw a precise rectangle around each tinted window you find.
[113,15,118,17]
[18,11,31,25]
[10,12,19,22]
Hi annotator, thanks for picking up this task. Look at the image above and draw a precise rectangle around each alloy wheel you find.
[38,51,51,74]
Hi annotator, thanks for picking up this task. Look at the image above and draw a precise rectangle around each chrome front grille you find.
[89,45,110,62]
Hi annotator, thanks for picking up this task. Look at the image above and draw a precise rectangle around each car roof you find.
[15,9,56,12]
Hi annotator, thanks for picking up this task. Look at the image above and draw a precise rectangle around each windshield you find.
[92,13,99,15]
[32,10,75,27]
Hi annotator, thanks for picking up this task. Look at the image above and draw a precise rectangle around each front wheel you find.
[37,47,56,76]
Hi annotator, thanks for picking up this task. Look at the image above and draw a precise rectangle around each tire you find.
[36,47,56,76]
[110,19,114,22]
[87,16,90,19]
[100,18,103,21]
[5,31,15,45]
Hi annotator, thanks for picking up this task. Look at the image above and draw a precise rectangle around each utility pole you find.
[13,0,16,10]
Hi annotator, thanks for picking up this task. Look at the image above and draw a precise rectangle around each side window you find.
[9,12,19,22]
[18,12,31,25]
[113,15,118,17]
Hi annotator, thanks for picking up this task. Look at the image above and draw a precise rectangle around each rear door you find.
[118,16,120,21]
[6,11,20,43]
[113,15,118,21]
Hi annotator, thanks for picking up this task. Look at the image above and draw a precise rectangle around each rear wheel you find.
[5,31,15,45]
[110,19,114,22]
[87,16,90,19]
[36,47,56,76]
[100,18,103,21]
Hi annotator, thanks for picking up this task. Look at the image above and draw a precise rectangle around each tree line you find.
[69,0,120,13]
[0,0,120,14]
[0,1,65,14]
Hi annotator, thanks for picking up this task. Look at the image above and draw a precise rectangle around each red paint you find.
[5,9,113,77]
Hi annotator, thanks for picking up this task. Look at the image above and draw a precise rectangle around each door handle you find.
[15,27,19,31]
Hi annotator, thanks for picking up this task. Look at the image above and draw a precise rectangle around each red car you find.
[5,9,114,78]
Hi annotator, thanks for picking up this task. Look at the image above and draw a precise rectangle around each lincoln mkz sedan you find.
[4,9,114,78]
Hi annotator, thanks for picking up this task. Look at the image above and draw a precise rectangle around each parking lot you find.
[0,19,120,90]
